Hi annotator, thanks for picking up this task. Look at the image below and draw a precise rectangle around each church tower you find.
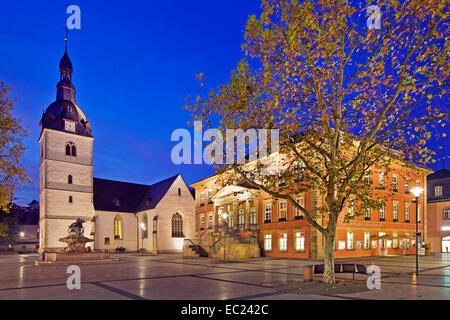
[39,38,95,252]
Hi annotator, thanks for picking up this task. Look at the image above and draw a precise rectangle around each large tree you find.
[0,81,30,210]
[186,0,449,283]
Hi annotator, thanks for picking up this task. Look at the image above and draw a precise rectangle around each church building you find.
[38,40,195,253]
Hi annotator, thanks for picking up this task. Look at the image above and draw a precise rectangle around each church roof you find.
[59,50,73,75]
[93,174,184,213]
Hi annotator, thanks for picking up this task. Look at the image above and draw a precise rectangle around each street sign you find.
[413,232,422,237]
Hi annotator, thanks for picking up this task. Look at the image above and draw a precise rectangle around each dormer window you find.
[113,198,120,207]
[435,186,443,197]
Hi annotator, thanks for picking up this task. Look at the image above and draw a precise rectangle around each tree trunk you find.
[323,232,336,284]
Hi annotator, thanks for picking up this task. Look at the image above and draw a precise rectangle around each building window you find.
[71,145,76,156]
[68,175,73,184]
[378,172,385,187]
[66,144,71,155]
[238,208,245,226]
[264,234,272,251]
[364,232,370,249]
[393,233,399,249]
[208,213,213,229]
[69,195,73,203]
[113,197,120,207]
[142,215,148,239]
[104,237,110,245]
[379,206,385,221]
[371,240,378,248]
[418,205,422,223]
[279,233,288,251]
[416,179,421,188]
[393,202,399,222]
[278,200,287,221]
[230,214,234,227]
[405,178,409,194]
[405,203,410,222]
[435,186,443,197]
[200,192,205,206]
[295,197,305,219]
[444,208,450,220]
[347,201,355,218]
[200,215,205,230]
[365,208,371,220]
[364,171,371,185]
[153,216,158,233]
[114,215,123,240]
[207,190,212,204]
[295,232,305,251]
[386,239,392,248]
[392,175,398,192]
[178,188,181,196]
[250,207,256,225]
[338,240,346,250]
[442,208,450,220]
[347,232,354,250]
[264,203,272,223]
[171,213,184,237]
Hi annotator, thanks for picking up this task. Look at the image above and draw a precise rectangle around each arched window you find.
[444,208,450,220]
[69,195,73,203]
[172,213,184,238]
[142,215,148,239]
[65,142,76,157]
[178,188,181,196]
[68,175,73,184]
[153,216,158,232]
[114,215,123,240]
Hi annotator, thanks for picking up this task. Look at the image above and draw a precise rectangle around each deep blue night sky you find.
[1,0,262,204]
[1,1,448,205]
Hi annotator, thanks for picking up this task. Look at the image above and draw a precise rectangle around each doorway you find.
[442,236,450,253]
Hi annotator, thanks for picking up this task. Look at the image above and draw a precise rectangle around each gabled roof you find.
[93,174,182,213]
[427,169,450,181]
[93,178,149,213]
[135,175,180,211]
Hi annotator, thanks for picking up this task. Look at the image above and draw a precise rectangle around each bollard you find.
[303,265,314,282]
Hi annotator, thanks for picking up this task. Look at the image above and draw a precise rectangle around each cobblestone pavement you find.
[0,253,449,300]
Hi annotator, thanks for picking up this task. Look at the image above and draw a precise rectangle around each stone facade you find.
[39,129,95,252]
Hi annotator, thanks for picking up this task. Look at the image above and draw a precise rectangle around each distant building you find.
[38,41,195,253]
[0,202,39,253]
[426,169,450,253]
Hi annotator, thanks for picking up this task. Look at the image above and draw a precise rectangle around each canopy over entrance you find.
[212,183,259,206]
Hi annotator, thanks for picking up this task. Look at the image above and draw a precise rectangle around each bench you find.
[314,263,368,280]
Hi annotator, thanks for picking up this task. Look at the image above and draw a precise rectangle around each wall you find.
[427,201,450,252]
[39,129,95,251]
[94,211,137,251]
[152,175,195,252]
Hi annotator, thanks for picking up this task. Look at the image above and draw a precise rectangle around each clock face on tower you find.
[64,120,76,132]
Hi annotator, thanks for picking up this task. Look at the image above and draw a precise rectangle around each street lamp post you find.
[411,186,424,278]
[140,222,146,256]
[222,213,228,262]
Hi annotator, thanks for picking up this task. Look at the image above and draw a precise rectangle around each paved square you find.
[0,253,449,300]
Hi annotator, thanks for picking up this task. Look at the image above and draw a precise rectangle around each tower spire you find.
[65,27,68,53]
